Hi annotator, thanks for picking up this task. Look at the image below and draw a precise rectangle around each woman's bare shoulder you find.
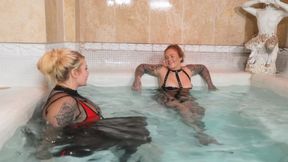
[158,65,168,74]
[46,94,77,113]
[149,64,165,76]
[182,66,193,73]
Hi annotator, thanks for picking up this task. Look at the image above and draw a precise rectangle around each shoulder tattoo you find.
[142,64,162,76]
[186,64,204,76]
[55,102,76,127]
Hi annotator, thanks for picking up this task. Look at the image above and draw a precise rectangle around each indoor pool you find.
[0,85,288,162]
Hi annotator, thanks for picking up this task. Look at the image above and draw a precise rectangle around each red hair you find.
[164,44,184,62]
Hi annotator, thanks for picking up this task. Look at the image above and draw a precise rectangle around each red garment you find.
[74,100,101,127]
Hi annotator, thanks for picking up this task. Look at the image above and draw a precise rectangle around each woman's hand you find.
[132,78,142,92]
[208,84,217,91]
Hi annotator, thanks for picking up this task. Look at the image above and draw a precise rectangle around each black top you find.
[161,68,191,90]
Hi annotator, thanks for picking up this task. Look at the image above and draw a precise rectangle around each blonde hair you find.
[37,49,85,85]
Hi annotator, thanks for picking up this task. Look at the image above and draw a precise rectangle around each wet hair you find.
[164,44,184,62]
[37,49,85,85]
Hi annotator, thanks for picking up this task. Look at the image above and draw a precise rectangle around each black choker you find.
[168,68,183,72]
[54,85,81,98]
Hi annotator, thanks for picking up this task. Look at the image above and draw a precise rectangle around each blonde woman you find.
[35,49,151,161]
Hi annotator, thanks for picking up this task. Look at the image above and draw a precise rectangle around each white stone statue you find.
[242,0,288,74]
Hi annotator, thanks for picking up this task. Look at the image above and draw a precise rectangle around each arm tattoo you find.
[134,64,162,78]
[186,64,216,89]
[55,103,76,127]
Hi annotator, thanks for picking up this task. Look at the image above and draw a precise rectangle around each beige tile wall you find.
[0,0,46,42]
[45,0,77,42]
[64,0,77,42]
[45,0,64,42]
[76,0,288,46]
[149,0,182,44]
[78,0,116,42]
[0,0,288,47]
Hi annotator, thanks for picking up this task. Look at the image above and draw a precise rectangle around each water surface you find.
[1,85,288,162]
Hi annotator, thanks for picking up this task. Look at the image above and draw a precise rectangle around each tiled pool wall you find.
[1,42,288,87]
[278,49,288,75]
[2,42,288,87]
[0,42,250,87]
[81,43,248,72]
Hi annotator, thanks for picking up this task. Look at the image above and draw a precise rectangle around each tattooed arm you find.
[46,97,78,127]
[132,64,162,91]
[186,64,216,90]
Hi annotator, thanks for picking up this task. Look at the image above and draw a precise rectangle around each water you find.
[1,85,288,162]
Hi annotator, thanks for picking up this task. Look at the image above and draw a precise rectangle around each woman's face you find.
[164,48,182,70]
[75,59,89,87]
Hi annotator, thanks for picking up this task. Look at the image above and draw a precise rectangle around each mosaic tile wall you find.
[1,42,287,87]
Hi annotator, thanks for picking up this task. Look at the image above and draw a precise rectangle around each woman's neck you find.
[57,82,78,90]
[168,65,182,71]
[54,85,82,98]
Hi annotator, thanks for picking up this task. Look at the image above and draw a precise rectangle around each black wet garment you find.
[24,86,151,162]
[49,116,151,161]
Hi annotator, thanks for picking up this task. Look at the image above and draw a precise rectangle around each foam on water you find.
[0,85,288,162]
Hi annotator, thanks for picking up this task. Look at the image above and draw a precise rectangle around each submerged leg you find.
[165,100,205,133]
[119,146,138,162]
[182,100,205,119]
[163,99,219,145]
[194,132,220,146]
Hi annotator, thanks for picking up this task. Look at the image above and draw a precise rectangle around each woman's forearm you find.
[186,64,216,90]
[132,64,161,91]
[134,64,161,78]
